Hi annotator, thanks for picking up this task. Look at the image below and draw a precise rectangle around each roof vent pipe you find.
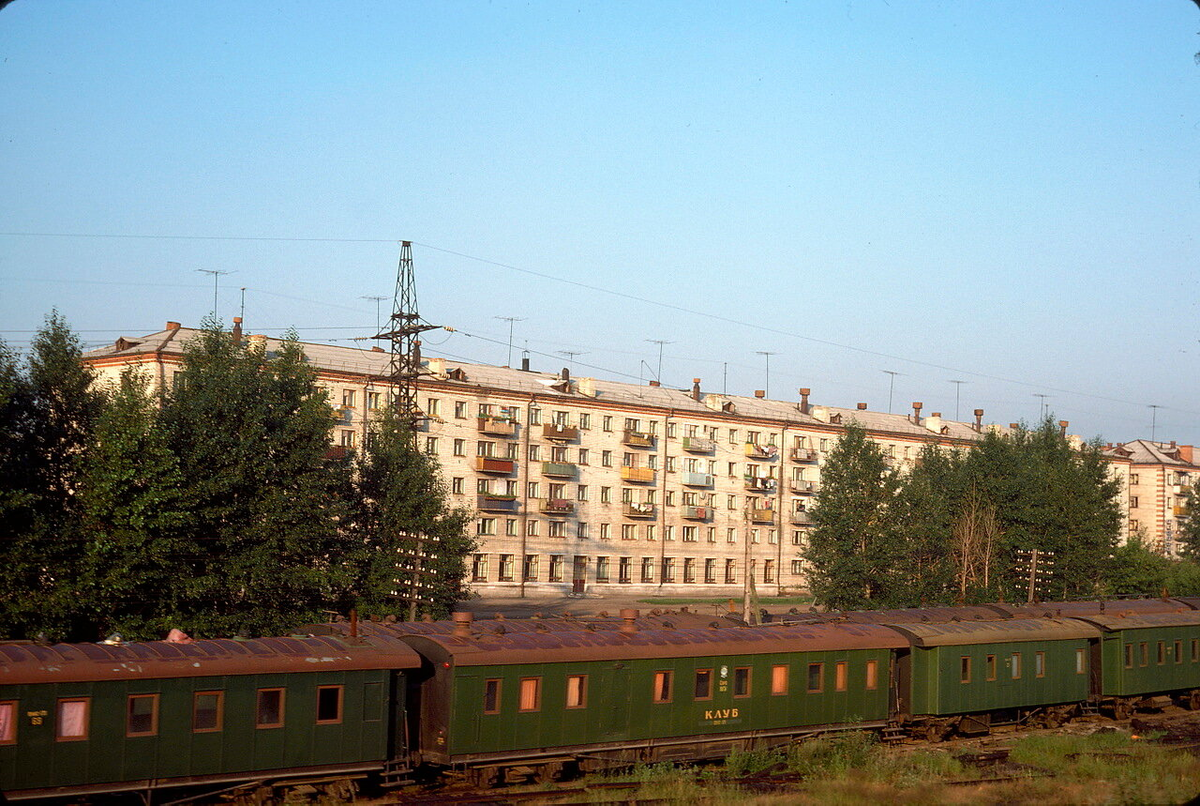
[974,409,984,432]
[166,321,182,331]
[754,389,765,399]
[452,611,474,637]
[521,355,530,372]
[799,388,811,415]
[912,401,923,423]
[857,403,867,410]
[231,316,243,345]
[1059,420,1069,436]
[691,378,701,401]
[619,608,639,634]
[561,367,570,382]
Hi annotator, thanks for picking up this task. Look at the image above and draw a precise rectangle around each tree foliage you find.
[1179,481,1200,561]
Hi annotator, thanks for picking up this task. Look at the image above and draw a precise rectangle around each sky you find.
[1,1,1198,446]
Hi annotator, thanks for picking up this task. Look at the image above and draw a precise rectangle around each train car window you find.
[771,665,788,695]
[986,655,997,681]
[1075,649,1086,675]
[864,660,878,690]
[1139,643,1149,667]
[0,700,16,745]
[483,679,502,714]
[56,698,89,741]
[653,671,673,703]
[566,675,587,709]
[1010,653,1022,680]
[518,678,541,712]
[1175,641,1183,665]
[959,657,971,684]
[1035,652,1046,678]
[126,694,159,737]
[807,663,824,693]
[1157,642,1165,665]
[835,661,848,691]
[193,691,224,732]
[694,669,713,701]
[256,688,285,728]
[733,667,751,698]
[1124,644,1134,669]
[316,686,343,724]
[1192,639,1199,663]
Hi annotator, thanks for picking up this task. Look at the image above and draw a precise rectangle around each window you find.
[1157,641,1165,665]
[683,557,696,583]
[342,389,356,408]
[526,520,538,537]
[549,521,566,538]
[1130,496,1139,508]
[499,554,515,581]
[1010,653,1022,680]
[57,698,89,741]
[987,655,997,681]
[505,518,518,536]
[662,557,676,582]
[764,559,776,583]
[1192,639,1199,663]
[729,429,739,444]
[596,556,610,583]
[1125,643,1134,669]
[367,391,382,410]
[832,661,847,692]
[455,400,467,418]
[528,408,542,425]
[694,669,713,700]
[641,557,655,582]
[599,523,611,540]
[1035,652,1046,678]
[666,456,677,472]
[653,671,673,703]
[577,522,589,539]
[477,518,496,535]
[126,694,159,737]
[256,689,285,728]
[340,429,356,448]
[807,663,824,693]
[601,486,612,503]
[865,660,878,690]
[960,656,972,684]
[1130,473,1139,484]
[578,448,589,465]
[566,675,587,709]
[725,559,737,584]
[0,701,16,744]
[602,415,613,431]
[528,445,541,462]
[451,477,464,494]
[549,555,563,582]
[1140,642,1149,667]
[646,525,656,541]
[1076,648,1086,674]
[732,667,750,697]
[519,678,541,712]
[425,436,438,454]
[580,413,591,430]
[453,438,465,456]
[577,484,589,501]
[727,528,737,544]
[472,554,488,582]
[523,554,539,581]
[683,526,697,542]
[771,665,788,695]
[705,558,716,584]
[484,679,501,714]
[316,686,343,724]
[619,556,632,583]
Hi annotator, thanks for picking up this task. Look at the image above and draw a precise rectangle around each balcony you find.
[790,480,820,495]
[543,423,579,441]
[791,510,814,526]
[477,415,518,437]
[791,447,818,463]
[682,471,714,488]
[745,476,778,493]
[624,502,656,519]
[474,456,516,475]
[621,466,656,484]
[1174,505,1189,517]
[540,498,576,515]
[623,429,655,448]
[541,461,578,479]
[477,494,519,513]
[744,443,779,460]
[682,505,710,521]
[748,507,776,524]
[682,436,715,454]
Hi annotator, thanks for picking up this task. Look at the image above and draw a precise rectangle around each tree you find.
[894,444,964,605]
[950,484,1001,603]
[344,407,475,619]
[803,424,904,609]
[1179,480,1200,561]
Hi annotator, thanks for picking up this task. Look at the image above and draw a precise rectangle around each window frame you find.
[1124,643,1134,669]
[0,700,17,745]
[126,693,160,738]
[1035,651,1046,678]
[192,690,224,733]
[986,654,997,681]
[1174,640,1183,665]
[1075,648,1087,675]
[864,659,878,690]
[1010,652,1022,680]
[483,679,502,714]
[733,666,751,698]
[771,664,789,696]
[960,656,971,684]
[56,697,90,742]
[807,662,824,694]
[255,687,286,729]
[316,685,344,725]
[565,674,588,709]
[835,661,848,692]
[518,677,542,713]
[693,669,714,701]
[653,670,674,704]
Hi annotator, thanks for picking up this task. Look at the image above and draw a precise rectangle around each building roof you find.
[1105,439,1198,469]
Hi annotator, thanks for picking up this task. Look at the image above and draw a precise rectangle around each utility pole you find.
[239,287,247,321]
[496,316,525,367]
[756,351,777,398]
[949,380,966,421]
[882,370,901,414]
[196,269,232,319]
[646,339,671,383]
[1033,394,1051,421]
[361,295,387,334]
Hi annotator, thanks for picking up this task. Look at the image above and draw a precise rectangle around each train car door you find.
[600,664,632,741]
[892,649,910,717]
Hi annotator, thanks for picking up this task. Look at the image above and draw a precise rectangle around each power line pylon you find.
[376,241,438,432]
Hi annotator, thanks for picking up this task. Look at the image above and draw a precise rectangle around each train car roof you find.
[1172,596,1200,611]
[882,618,1098,647]
[986,599,1189,618]
[0,634,421,686]
[398,622,908,666]
[302,610,740,638]
[808,606,1009,625]
[1066,611,1200,632]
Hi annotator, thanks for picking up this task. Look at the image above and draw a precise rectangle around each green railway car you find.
[884,618,1097,737]
[1070,612,1200,714]
[0,634,420,801]
[399,611,906,779]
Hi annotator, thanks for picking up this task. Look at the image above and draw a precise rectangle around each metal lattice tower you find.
[376,242,438,431]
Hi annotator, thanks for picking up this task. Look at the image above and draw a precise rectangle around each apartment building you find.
[1105,440,1197,555]
[85,321,1142,597]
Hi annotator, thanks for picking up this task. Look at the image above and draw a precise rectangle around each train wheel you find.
[1188,690,1200,711]
[1112,700,1133,720]
[924,724,944,743]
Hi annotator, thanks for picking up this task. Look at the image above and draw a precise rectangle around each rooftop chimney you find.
[231,316,243,345]
[452,611,474,637]
[974,409,984,432]
[561,367,570,382]
[649,380,660,387]
[619,608,640,634]
[799,388,811,415]
[521,355,530,372]
[911,401,923,423]
[1009,423,1019,429]
[165,320,181,331]
[1059,420,1069,437]
[371,346,384,352]
[691,378,701,402]
[754,389,765,399]
[857,402,867,410]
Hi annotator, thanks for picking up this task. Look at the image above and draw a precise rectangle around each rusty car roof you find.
[1172,597,1200,611]
[986,599,1190,618]
[882,618,1099,647]
[1066,611,1200,632]
[397,621,908,666]
[303,611,743,638]
[809,606,1010,625]
[0,634,420,685]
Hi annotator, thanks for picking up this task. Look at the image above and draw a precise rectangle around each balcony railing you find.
[623,502,656,519]
[790,480,819,495]
[1174,505,1189,517]
[474,456,516,474]
[542,461,578,479]
[477,415,518,437]
[540,498,576,515]
[748,507,776,524]
[542,423,579,441]
[791,510,814,526]
[744,476,777,493]
[682,471,714,488]
[477,494,519,513]
[682,436,715,454]
[682,505,710,520]
[621,466,656,483]
[622,429,655,448]
[791,447,818,462]
[744,443,779,460]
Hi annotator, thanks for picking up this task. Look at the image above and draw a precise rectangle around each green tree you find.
[894,444,964,605]
[1178,480,1200,561]
[803,424,903,609]
[345,406,475,619]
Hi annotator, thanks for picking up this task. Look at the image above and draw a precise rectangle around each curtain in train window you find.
[57,699,89,740]
[0,701,14,744]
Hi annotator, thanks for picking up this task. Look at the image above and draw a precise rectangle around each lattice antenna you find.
[375,241,438,432]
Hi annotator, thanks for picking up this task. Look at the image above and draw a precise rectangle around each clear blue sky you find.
[2,1,1198,445]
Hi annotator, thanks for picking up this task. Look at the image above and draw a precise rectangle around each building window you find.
[578,448,589,465]
[425,436,438,454]
[519,678,541,712]
[601,450,613,467]
[342,389,356,408]
[256,688,285,729]
[316,686,343,724]
[549,555,563,582]
[683,557,696,583]
[477,518,496,535]
[791,559,804,576]
[662,557,676,582]
[577,522,589,539]
[549,521,566,538]
[619,556,632,583]
[727,528,737,544]
[452,438,465,456]
[499,554,514,581]
[683,526,697,542]
[602,415,613,432]
[807,663,823,693]
[641,557,654,582]
[577,484,589,501]
[340,430,356,448]
[527,481,540,499]
[707,527,717,543]
[725,559,737,584]
[764,559,776,583]
[57,698,90,741]
[704,558,716,583]
[523,554,539,581]
[528,408,542,425]
[367,391,381,410]
[599,523,611,540]
[653,671,673,703]
[621,524,636,541]
[694,669,713,700]
[580,413,591,430]
[472,554,488,582]
[425,398,440,417]
[1130,496,1139,508]
[451,477,464,494]
[126,694,159,737]
[646,524,657,541]
[528,445,541,462]
[601,486,612,503]
[483,679,501,714]
[192,691,223,733]
[455,400,467,418]
[566,675,588,709]
[505,518,518,536]
[667,422,677,438]
[663,525,673,541]
[596,556,610,583]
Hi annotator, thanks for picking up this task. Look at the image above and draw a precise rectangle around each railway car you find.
[882,617,1098,739]
[0,633,421,802]
[396,610,906,783]
[988,598,1192,619]
[1070,611,1200,716]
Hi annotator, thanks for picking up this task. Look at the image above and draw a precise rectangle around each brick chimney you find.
[691,378,701,402]
[754,390,765,399]
[857,402,867,410]
[911,401,923,424]
[974,409,984,432]
[165,320,181,331]
[799,388,811,415]
[231,316,243,345]
[1059,420,1069,437]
